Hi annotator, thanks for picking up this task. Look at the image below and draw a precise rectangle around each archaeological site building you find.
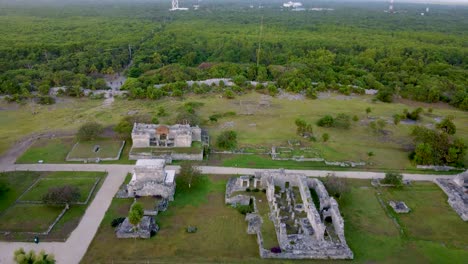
[132,123,202,148]
[126,159,176,200]
[435,171,468,221]
[226,170,353,259]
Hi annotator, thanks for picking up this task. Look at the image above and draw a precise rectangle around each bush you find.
[352,115,359,122]
[224,89,235,99]
[317,115,334,127]
[42,185,81,205]
[323,174,349,199]
[14,248,55,264]
[322,133,330,142]
[382,172,403,187]
[37,96,55,105]
[128,202,144,228]
[77,121,103,141]
[406,108,423,121]
[334,113,351,129]
[216,130,238,150]
[0,179,10,196]
[436,116,456,135]
[111,217,126,228]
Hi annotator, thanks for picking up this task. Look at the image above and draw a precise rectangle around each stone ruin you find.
[435,171,468,221]
[125,159,176,201]
[115,215,159,239]
[389,201,410,213]
[226,170,353,259]
[132,123,202,148]
[115,159,176,239]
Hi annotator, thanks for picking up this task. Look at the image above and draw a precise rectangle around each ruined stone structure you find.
[125,159,176,201]
[389,201,411,213]
[435,171,468,221]
[132,123,201,148]
[115,216,159,239]
[226,170,353,259]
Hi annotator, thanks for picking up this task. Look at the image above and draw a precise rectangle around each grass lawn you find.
[0,171,106,242]
[68,140,124,160]
[19,177,98,203]
[0,204,64,232]
[82,175,468,263]
[16,137,75,164]
[0,171,41,212]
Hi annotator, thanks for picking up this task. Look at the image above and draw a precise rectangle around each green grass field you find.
[81,175,468,263]
[19,177,98,203]
[0,204,64,232]
[16,137,75,164]
[0,171,106,241]
[2,92,467,170]
[68,140,124,160]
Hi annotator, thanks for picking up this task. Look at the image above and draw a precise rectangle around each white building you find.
[283,1,303,8]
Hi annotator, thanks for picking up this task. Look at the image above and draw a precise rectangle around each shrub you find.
[406,108,423,121]
[253,188,260,192]
[77,121,103,141]
[376,88,394,102]
[322,133,330,142]
[393,114,402,125]
[216,130,238,150]
[37,96,55,105]
[382,172,403,187]
[323,174,349,199]
[111,217,126,227]
[14,248,55,264]
[334,113,351,129]
[42,185,81,205]
[0,179,10,196]
[224,89,235,99]
[128,202,144,228]
[317,115,334,127]
[352,115,359,122]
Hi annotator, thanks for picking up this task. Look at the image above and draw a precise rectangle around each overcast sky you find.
[1,0,467,4]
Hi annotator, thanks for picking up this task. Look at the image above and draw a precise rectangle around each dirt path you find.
[0,131,74,166]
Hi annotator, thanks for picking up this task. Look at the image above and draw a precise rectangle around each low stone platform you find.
[389,201,410,213]
[115,216,159,239]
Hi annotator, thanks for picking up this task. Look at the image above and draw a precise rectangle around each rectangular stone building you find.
[132,123,202,148]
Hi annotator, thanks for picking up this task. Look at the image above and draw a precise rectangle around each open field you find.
[16,137,135,165]
[0,204,64,232]
[15,137,75,164]
[0,171,106,241]
[2,93,467,170]
[67,140,124,160]
[82,175,468,263]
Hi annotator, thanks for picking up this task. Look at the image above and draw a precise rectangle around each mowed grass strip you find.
[0,171,42,213]
[19,177,98,203]
[379,182,468,248]
[16,137,74,164]
[0,204,64,232]
[68,140,124,159]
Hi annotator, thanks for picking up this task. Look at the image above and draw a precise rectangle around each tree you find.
[14,248,55,264]
[42,185,80,205]
[216,130,238,150]
[128,202,144,230]
[178,162,202,190]
[436,116,456,135]
[382,172,403,187]
[77,121,103,141]
[393,114,402,125]
[376,88,393,103]
[323,174,349,199]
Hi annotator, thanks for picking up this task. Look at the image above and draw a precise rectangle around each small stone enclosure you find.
[226,170,353,259]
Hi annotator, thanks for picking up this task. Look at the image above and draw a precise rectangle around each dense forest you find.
[0,0,467,109]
